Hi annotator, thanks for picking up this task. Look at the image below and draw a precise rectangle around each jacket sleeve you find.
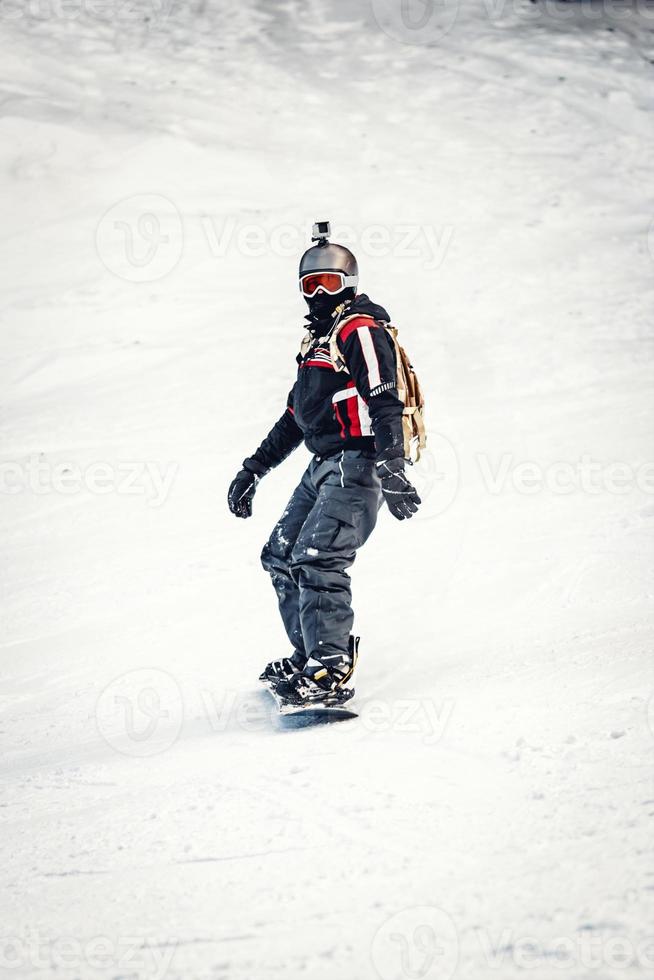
[337,318,405,462]
[243,387,303,475]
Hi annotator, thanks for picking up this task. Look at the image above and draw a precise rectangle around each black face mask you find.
[305,287,355,335]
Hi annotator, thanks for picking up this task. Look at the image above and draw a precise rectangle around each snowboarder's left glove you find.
[228,460,267,519]
[377,457,421,521]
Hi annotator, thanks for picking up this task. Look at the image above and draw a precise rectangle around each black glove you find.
[228,461,266,519]
[377,457,421,520]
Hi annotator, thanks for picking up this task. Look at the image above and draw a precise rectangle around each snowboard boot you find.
[274,635,360,707]
[259,650,307,688]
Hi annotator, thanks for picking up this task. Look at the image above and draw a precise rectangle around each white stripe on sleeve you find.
[356,326,382,391]
[357,395,373,436]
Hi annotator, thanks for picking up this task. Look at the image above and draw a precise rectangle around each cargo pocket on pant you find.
[320,491,364,553]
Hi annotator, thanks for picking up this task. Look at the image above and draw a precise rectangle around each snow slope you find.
[1,1,653,977]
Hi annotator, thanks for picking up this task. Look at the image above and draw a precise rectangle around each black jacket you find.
[244,295,405,474]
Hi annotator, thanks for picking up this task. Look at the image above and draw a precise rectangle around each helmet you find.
[299,222,359,306]
[299,241,359,282]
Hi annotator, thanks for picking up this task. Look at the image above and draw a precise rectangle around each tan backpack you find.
[328,314,427,462]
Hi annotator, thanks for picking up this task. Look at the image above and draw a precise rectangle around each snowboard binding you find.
[259,650,307,689]
[268,636,359,713]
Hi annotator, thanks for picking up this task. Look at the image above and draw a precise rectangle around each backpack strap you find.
[299,304,351,362]
[328,313,379,373]
[299,331,313,359]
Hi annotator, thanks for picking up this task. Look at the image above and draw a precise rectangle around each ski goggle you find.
[299,271,358,298]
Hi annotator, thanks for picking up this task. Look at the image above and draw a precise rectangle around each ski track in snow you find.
[1,1,653,978]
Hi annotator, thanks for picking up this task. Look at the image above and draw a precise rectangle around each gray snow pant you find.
[261,451,383,661]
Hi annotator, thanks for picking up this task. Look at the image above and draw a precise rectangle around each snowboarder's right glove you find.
[377,457,421,521]
[228,460,267,519]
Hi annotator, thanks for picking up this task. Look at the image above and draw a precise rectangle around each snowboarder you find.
[227,221,421,708]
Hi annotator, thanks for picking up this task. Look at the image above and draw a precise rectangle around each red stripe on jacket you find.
[333,402,347,439]
[344,389,362,437]
[337,315,379,345]
[303,359,336,369]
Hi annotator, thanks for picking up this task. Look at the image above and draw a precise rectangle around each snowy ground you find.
[1,1,653,977]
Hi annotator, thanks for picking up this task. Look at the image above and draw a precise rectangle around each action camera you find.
[311,221,331,243]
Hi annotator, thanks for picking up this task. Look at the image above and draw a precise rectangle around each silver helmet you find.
[299,221,359,289]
